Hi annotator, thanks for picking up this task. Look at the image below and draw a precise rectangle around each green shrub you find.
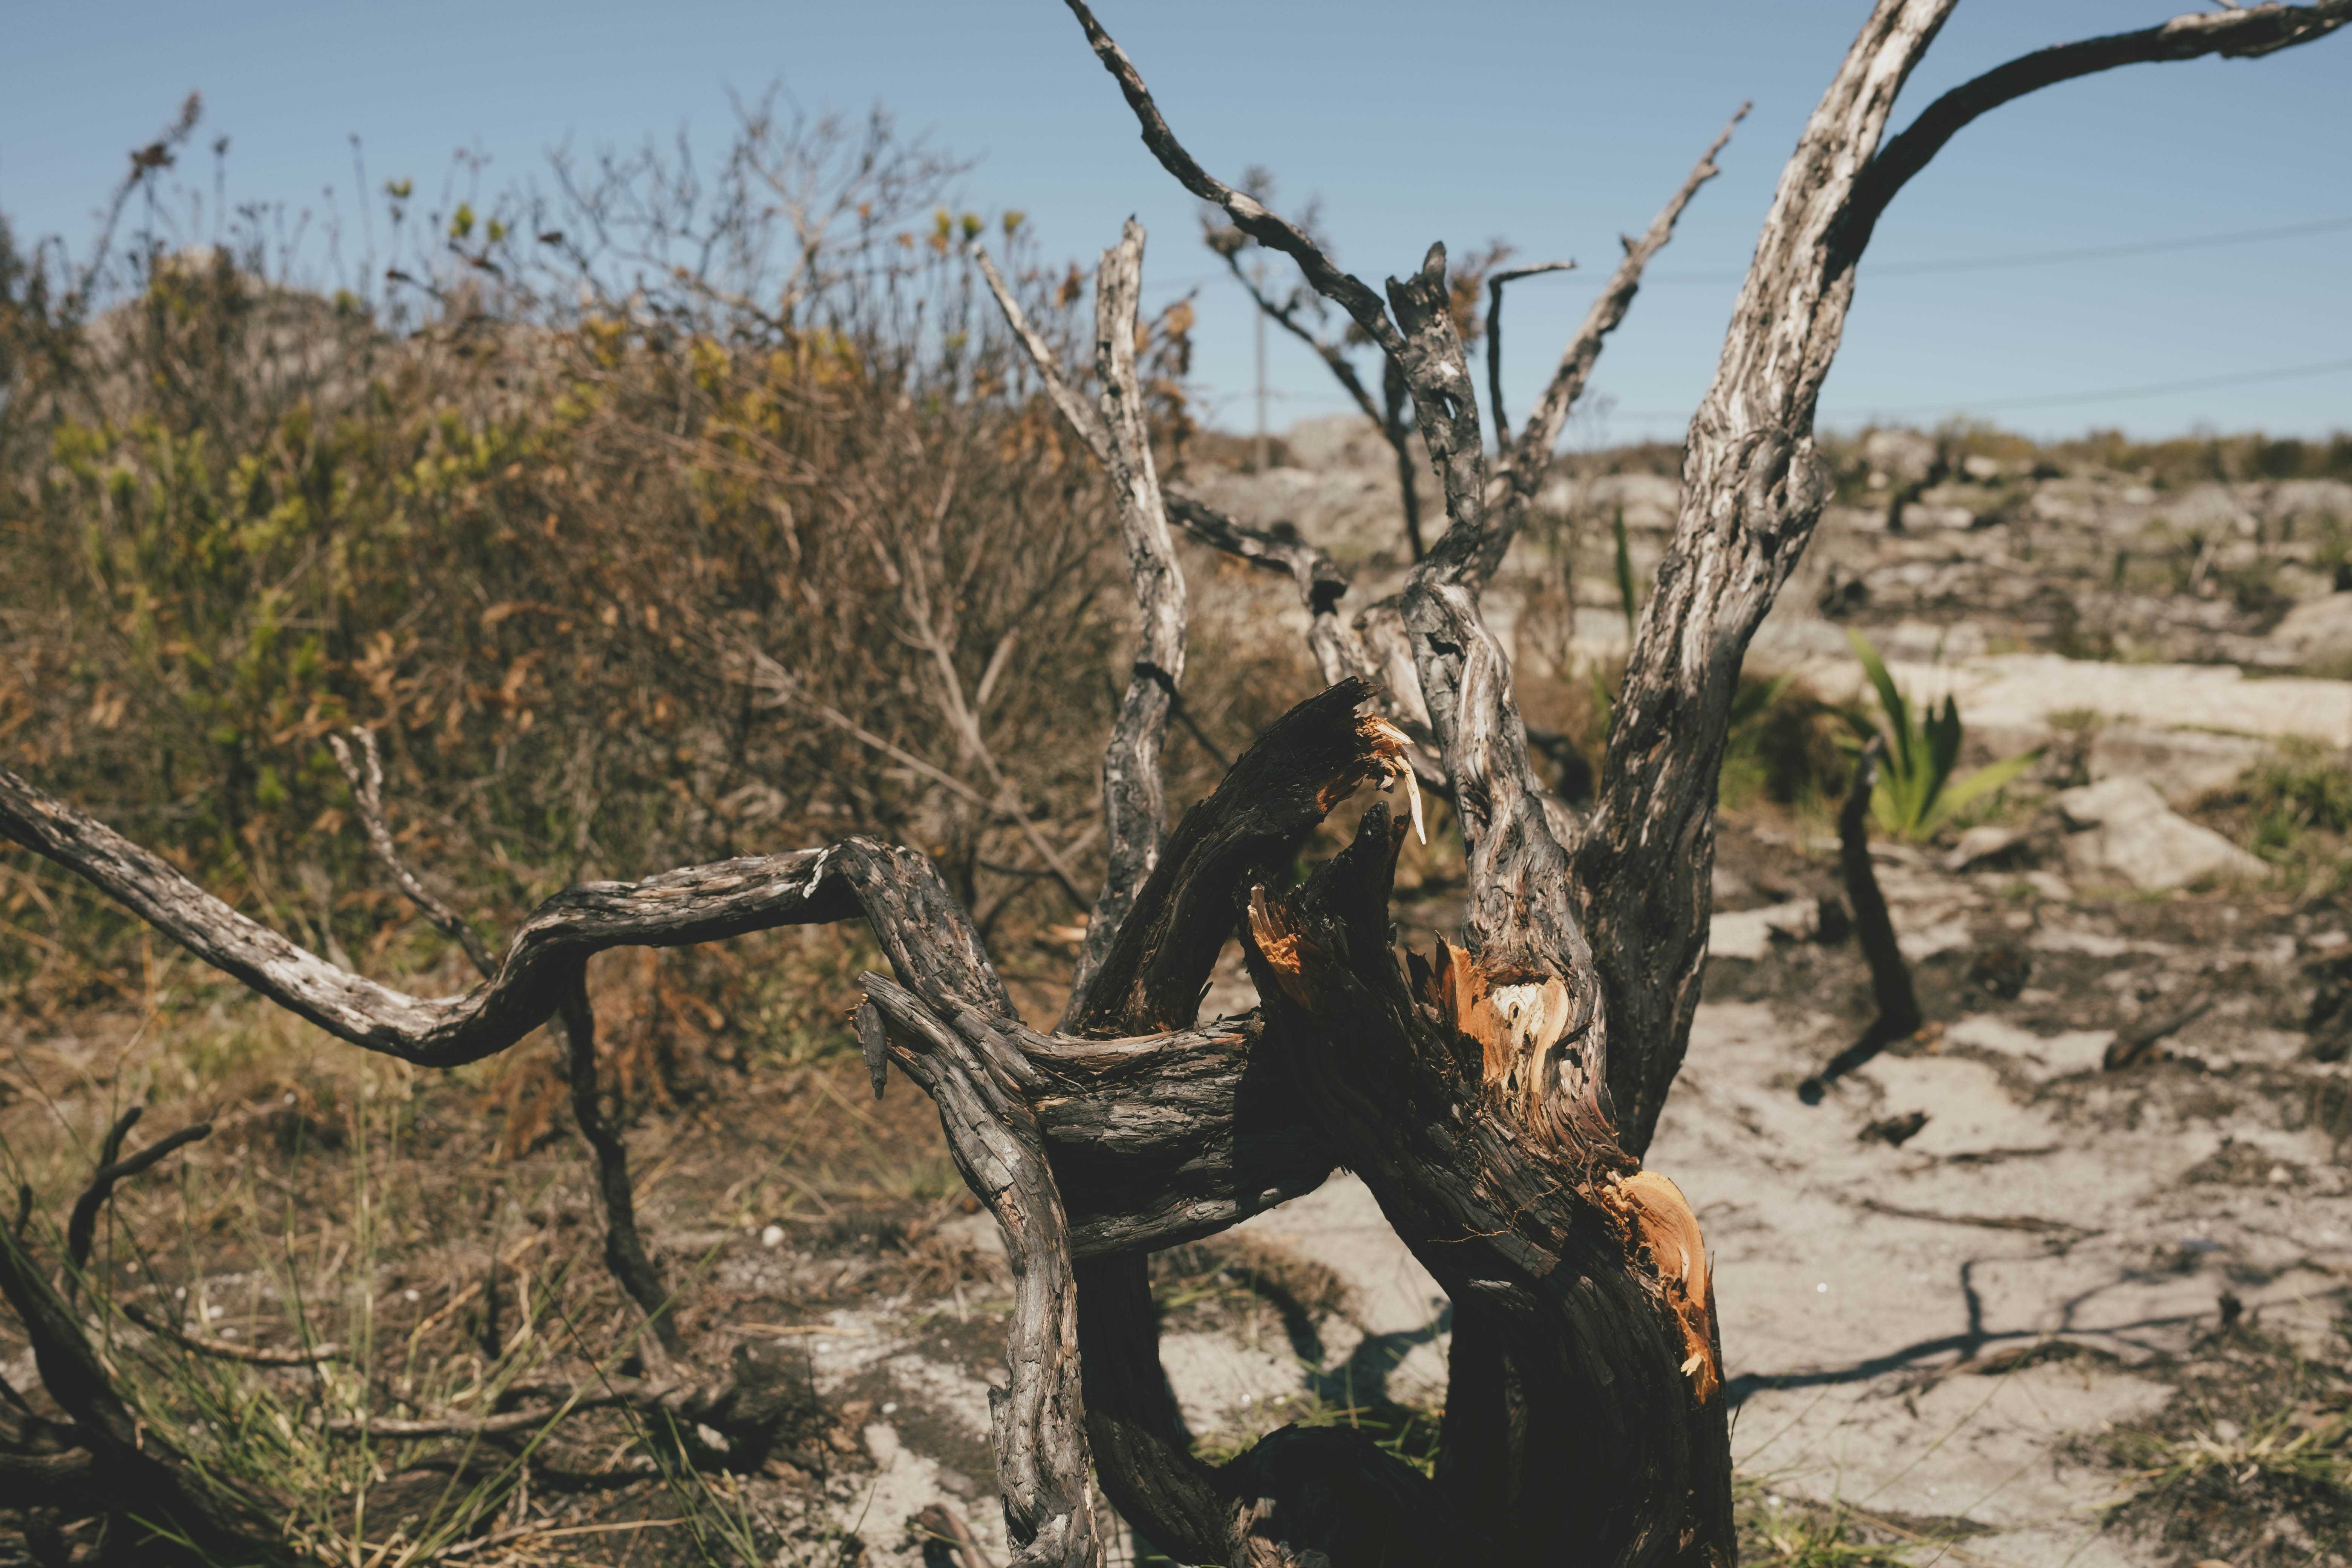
[1846,629,2040,841]
[2240,737,2352,861]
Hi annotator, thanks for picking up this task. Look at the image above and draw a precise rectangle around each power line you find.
[1862,214,2352,277]
[1159,214,2349,295]
[1840,354,2352,416]
[1642,213,2352,284]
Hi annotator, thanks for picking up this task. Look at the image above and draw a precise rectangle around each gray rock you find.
[2084,726,2267,805]
[2053,776,2265,890]
[1862,428,1937,485]
[2270,593,2352,671]
[1946,823,2029,873]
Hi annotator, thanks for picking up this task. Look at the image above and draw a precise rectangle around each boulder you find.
[2053,776,2265,891]
[2269,593,2352,672]
[1708,900,1821,960]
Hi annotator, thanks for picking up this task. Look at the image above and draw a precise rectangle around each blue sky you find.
[4,1,2347,443]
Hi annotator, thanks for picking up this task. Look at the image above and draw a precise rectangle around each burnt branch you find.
[1063,0,1403,361]
[1798,740,1926,1102]
[1239,805,1729,1566]
[915,1503,1001,1568]
[862,975,1099,1567]
[1056,2,1568,980]
[1491,108,1745,562]
[1069,219,1190,1009]
[557,978,684,1357]
[1840,740,1924,1049]
[1482,259,1575,444]
[65,1107,211,1285]
[120,1302,341,1366]
[1583,0,2347,1157]
[0,1177,285,1559]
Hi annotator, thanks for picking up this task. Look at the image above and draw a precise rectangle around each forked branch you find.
[339,724,679,1352]
[975,247,1365,688]
[1069,219,1188,1006]
[1585,0,2349,1155]
[1489,107,1747,580]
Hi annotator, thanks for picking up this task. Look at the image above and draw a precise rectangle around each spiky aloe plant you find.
[1846,629,2040,841]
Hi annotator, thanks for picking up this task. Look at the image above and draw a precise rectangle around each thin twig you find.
[1490,107,1745,581]
[329,730,680,1355]
[121,1302,340,1366]
[328,728,494,974]
[66,1108,212,1285]
[1483,259,1575,442]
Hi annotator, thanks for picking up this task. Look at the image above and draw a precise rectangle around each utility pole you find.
[1252,257,1269,473]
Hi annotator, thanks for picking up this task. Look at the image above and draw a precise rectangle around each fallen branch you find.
[121,1302,341,1366]
[1859,1197,2099,1243]
[2105,993,2214,1070]
[915,1502,1000,1568]
[1799,738,1925,1103]
[0,1111,285,1558]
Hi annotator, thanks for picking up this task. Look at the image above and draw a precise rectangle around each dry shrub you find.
[0,103,1313,1042]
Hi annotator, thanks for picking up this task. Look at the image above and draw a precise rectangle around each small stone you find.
[760,1224,785,1248]
[1947,823,2027,872]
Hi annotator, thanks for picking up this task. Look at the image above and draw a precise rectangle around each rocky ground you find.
[7,420,2350,1565]
[750,424,2352,1566]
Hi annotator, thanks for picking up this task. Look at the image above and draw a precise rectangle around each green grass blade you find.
[1920,747,2043,835]
[1846,629,1912,778]
[1612,509,1640,637]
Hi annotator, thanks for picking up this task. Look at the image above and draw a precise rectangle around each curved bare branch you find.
[1842,1,2352,264]
[1061,0,1402,360]
[0,762,997,1067]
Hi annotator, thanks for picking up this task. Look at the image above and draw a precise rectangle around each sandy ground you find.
[810,845,2350,1567]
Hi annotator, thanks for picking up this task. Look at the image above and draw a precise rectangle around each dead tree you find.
[3,2,2347,1563]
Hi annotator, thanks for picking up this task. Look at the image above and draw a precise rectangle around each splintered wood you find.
[1413,938,1718,1400]
[1607,1170,1719,1403]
